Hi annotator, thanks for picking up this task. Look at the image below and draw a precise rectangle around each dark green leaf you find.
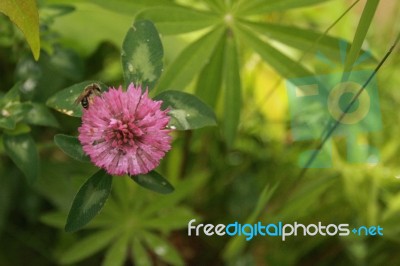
[136,6,219,35]
[3,133,39,183]
[65,170,113,232]
[195,34,225,108]
[131,171,174,194]
[154,90,217,130]
[223,34,241,147]
[24,103,59,128]
[122,20,163,90]
[155,26,225,93]
[0,82,21,105]
[240,0,331,15]
[54,134,90,162]
[0,0,40,60]
[46,81,106,117]
[59,228,119,264]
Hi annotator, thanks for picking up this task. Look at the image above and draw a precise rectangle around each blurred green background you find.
[1,0,400,265]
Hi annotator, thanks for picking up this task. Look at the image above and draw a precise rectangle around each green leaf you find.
[223,34,241,147]
[87,0,173,16]
[0,0,40,60]
[155,26,225,93]
[65,170,113,232]
[344,0,379,72]
[136,6,219,35]
[54,134,90,163]
[131,239,152,266]
[236,23,314,78]
[243,21,356,61]
[102,234,129,266]
[40,212,68,228]
[143,207,199,231]
[131,171,174,194]
[121,20,163,90]
[240,0,332,15]
[143,232,184,266]
[59,228,119,264]
[24,103,59,128]
[195,34,225,108]
[0,102,32,130]
[3,133,39,183]
[46,81,106,117]
[154,90,217,130]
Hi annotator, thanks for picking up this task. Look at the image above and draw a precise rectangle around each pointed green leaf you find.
[344,0,379,72]
[136,6,219,35]
[0,0,40,60]
[131,171,174,194]
[59,229,119,264]
[143,232,184,266]
[156,26,225,93]
[154,90,217,130]
[236,23,314,78]
[24,103,59,128]
[132,239,152,266]
[102,234,129,266]
[121,20,163,90]
[46,81,106,117]
[65,170,113,232]
[240,0,331,15]
[54,134,90,163]
[3,133,39,183]
[195,34,226,108]
[223,35,241,147]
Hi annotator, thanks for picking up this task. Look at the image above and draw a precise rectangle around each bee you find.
[74,83,102,109]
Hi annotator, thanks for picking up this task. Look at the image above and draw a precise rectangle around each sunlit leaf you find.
[136,6,219,35]
[195,35,226,108]
[154,90,217,130]
[344,0,379,72]
[54,134,90,162]
[155,26,225,93]
[240,0,332,15]
[0,0,40,60]
[3,133,39,183]
[46,81,106,117]
[65,170,113,232]
[122,20,163,90]
[59,228,119,264]
[131,171,174,194]
[223,34,241,147]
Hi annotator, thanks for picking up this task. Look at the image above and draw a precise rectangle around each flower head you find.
[78,83,171,176]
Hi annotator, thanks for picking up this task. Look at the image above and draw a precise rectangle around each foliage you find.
[1,0,400,265]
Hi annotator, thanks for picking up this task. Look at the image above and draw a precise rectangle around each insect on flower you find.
[74,83,102,109]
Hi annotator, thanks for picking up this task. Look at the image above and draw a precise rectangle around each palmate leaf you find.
[154,90,217,130]
[102,233,130,266]
[223,34,241,148]
[142,232,184,266]
[155,26,225,93]
[0,0,40,60]
[121,20,163,90]
[132,239,152,266]
[136,6,219,35]
[65,170,113,232]
[239,0,332,15]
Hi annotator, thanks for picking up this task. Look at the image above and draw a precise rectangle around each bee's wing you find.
[74,92,86,105]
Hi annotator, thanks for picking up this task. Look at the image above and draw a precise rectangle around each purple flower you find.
[78,83,172,176]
